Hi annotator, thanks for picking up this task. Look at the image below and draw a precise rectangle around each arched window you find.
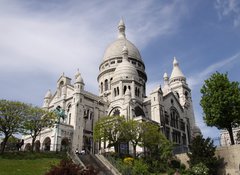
[117,87,119,95]
[170,108,180,129]
[113,109,120,116]
[135,106,145,117]
[67,104,71,124]
[114,88,116,96]
[104,79,108,91]
[123,86,127,94]
[101,82,103,93]
[135,87,138,96]
[110,78,113,90]
[185,91,188,100]
[175,91,180,99]
[68,114,71,124]
[59,81,64,87]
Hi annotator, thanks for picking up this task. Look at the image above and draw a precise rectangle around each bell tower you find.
[169,57,196,129]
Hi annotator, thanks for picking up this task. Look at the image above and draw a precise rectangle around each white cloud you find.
[188,52,240,88]
[0,0,189,104]
[215,0,240,27]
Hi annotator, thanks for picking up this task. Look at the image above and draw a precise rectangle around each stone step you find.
[79,154,113,175]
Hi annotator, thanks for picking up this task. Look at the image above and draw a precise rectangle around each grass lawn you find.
[0,152,66,175]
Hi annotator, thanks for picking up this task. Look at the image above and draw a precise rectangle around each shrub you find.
[123,157,134,166]
[45,158,98,175]
[191,162,209,175]
[132,159,148,175]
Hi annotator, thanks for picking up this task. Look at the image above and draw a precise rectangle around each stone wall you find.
[215,145,240,175]
[176,145,240,175]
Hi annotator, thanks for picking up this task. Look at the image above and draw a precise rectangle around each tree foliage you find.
[122,120,143,158]
[200,72,240,145]
[0,99,29,154]
[93,115,126,153]
[23,106,56,152]
[141,122,172,173]
[188,135,221,175]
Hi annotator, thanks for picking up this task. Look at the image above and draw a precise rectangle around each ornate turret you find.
[43,89,52,108]
[162,73,170,95]
[169,57,186,84]
[74,69,84,93]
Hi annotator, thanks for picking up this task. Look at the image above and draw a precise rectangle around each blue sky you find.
[0,0,240,141]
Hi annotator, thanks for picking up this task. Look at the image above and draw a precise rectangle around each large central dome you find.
[98,20,147,98]
[103,38,142,62]
[102,19,143,63]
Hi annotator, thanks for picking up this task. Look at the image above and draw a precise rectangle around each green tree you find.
[122,120,143,158]
[93,115,126,153]
[200,72,240,145]
[141,122,172,159]
[23,106,56,152]
[0,99,29,154]
[141,122,172,173]
[188,135,220,175]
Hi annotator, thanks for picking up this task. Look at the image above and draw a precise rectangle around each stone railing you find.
[95,154,121,175]
[67,149,85,167]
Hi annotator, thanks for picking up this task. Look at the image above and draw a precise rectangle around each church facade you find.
[23,20,200,154]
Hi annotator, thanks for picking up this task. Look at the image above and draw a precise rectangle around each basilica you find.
[23,20,201,154]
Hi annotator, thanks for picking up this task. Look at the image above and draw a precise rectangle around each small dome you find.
[192,125,202,137]
[163,72,169,81]
[44,89,52,98]
[113,46,138,80]
[170,57,185,80]
[76,75,84,84]
[75,69,84,84]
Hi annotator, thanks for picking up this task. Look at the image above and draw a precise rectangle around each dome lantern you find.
[118,19,126,39]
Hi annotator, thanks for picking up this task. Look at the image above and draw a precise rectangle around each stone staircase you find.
[78,153,115,175]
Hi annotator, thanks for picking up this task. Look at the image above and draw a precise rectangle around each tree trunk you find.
[133,144,137,158]
[114,142,119,154]
[0,136,10,154]
[227,126,235,145]
[31,137,36,152]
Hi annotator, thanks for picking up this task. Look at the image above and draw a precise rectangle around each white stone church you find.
[23,20,201,154]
